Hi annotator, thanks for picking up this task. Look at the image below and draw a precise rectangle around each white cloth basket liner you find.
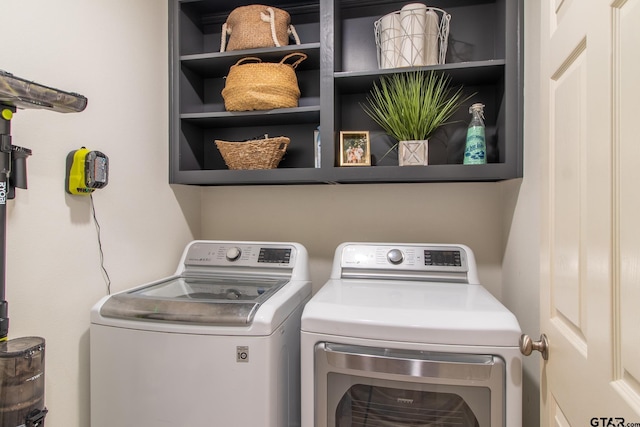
[374,5,451,69]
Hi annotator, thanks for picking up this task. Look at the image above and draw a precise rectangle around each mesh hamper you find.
[215,135,290,170]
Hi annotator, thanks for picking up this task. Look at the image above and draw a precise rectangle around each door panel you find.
[616,0,640,408]
[540,0,640,424]
[550,47,586,340]
[551,398,571,427]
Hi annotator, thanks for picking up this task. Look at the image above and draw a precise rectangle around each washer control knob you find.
[387,249,404,265]
[226,247,242,261]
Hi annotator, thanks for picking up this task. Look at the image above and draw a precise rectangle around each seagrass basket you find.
[215,135,290,170]
[222,52,307,111]
[220,5,301,52]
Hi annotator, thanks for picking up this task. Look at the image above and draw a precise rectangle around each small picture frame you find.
[339,131,371,166]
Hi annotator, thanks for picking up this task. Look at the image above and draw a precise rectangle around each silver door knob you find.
[519,333,549,360]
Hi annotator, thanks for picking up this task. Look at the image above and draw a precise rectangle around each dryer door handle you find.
[320,343,500,381]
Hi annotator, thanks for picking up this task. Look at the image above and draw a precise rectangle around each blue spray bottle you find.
[463,103,486,165]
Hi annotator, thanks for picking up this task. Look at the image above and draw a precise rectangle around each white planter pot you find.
[399,140,428,166]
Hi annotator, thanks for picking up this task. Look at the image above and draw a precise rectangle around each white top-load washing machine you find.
[90,240,311,427]
[301,243,522,427]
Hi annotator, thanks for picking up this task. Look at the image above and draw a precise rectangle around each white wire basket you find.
[374,4,451,69]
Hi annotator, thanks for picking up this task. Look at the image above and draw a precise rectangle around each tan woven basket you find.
[215,136,290,170]
[222,52,307,111]
[220,5,298,52]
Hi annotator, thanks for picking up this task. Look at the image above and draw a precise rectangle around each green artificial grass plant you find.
[362,70,468,143]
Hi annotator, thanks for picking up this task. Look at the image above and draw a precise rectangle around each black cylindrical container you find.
[0,337,47,426]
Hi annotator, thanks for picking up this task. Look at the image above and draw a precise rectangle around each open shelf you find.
[169,0,523,185]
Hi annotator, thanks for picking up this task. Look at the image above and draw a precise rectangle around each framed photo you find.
[339,131,371,166]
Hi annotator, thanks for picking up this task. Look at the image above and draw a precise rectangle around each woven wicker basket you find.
[215,136,290,170]
[221,5,294,52]
[222,52,307,111]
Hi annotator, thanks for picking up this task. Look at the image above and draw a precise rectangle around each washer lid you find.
[100,275,288,326]
[301,279,522,347]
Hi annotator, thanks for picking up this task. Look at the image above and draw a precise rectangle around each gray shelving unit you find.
[169,0,523,185]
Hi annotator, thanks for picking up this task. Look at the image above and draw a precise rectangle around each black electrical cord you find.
[90,194,111,295]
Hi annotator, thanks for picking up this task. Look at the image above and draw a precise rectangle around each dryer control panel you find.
[335,243,479,284]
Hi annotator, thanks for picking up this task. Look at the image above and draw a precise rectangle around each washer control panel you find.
[184,242,295,269]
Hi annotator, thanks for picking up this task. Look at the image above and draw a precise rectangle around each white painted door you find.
[538,0,640,425]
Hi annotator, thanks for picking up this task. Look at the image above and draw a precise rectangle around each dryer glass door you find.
[315,343,504,427]
[335,384,480,426]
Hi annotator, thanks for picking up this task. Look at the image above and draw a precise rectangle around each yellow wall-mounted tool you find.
[66,147,109,195]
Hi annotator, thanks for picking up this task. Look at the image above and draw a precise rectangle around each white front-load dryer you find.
[90,241,311,427]
[301,242,522,427]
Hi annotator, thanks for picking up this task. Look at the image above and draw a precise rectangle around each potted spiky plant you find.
[362,70,468,165]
